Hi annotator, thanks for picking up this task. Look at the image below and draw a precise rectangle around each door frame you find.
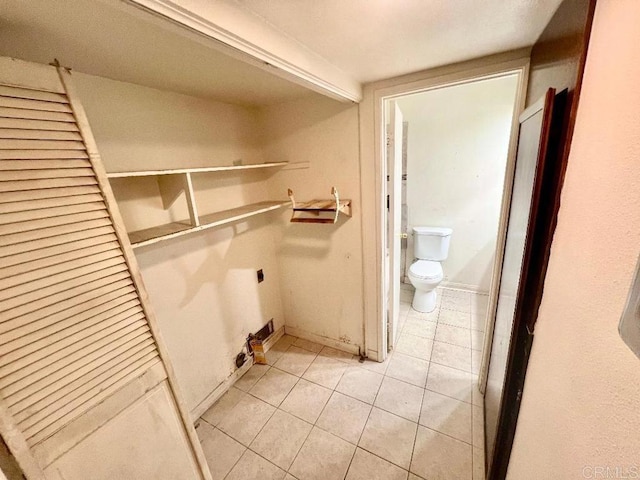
[486,87,566,479]
[386,100,404,352]
[359,50,530,362]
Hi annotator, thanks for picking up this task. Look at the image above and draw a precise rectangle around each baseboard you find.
[366,348,380,361]
[262,325,285,351]
[191,357,252,421]
[441,281,489,295]
[190,326,285,421]
[284,325,361,356]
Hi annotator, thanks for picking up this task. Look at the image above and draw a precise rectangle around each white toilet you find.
[407,226,452,313]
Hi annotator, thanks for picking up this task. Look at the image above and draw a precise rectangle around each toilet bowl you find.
[408,260,443,312]
[408,226,452,313]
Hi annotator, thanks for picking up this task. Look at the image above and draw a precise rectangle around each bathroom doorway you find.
[378,67,525,478]
[384,73,521,361]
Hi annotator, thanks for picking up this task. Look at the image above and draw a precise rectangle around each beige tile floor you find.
[198,286,488,480]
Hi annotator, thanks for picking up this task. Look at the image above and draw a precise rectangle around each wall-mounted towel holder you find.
[287,187,351,224]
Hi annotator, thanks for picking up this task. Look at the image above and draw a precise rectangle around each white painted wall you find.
[507,1,640,477]
[260,96,365,352]
[398,75,518,292]
[73,73,264,172]
[75,73,284,413]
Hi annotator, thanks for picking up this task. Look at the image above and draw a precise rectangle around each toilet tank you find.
[413,226,452,261]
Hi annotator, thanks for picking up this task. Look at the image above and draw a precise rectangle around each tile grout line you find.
[405,309,438,477]
[217,314,482,479]
[244,443,296,478]
[210,413,294,478]
[339,437,359,480]
[281,343,355,478]
[397,338,475,375]
[355,443,412,473]
[246,360,310,478]
[240,347,304,474]
[215,427,249,480]
[417,421,476,447]
[345,366,389,476]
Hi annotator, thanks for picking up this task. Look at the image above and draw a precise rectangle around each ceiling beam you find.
[121,0,363,102]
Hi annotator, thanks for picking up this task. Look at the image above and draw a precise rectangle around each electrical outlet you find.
[257,269,264,283]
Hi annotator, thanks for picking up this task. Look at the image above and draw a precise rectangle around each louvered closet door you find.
[0,58,211,480]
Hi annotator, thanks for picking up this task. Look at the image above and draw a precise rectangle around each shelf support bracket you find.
[157,173,200,227]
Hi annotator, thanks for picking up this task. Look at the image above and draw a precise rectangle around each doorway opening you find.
[383,72,521,477]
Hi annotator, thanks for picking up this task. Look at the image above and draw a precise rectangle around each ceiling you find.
[231,0,564,83]
[0,0,564,105]
[0,0,313,107]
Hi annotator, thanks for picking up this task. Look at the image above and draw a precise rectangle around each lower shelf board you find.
[127,200,289,248]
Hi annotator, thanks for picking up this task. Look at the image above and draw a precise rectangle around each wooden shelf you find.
[129,201,289,248]
[107,161,288,178]
[288,187,351,224]
[107,162,293,248]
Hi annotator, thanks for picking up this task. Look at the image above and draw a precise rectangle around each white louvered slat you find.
[0,86,69,104]
[0,118,78,132]
[0,290,139,346]
[0,184,101,204]
[0,107,75,123]
[0,168,95,181]
[12,349,156,437]
[0,159,90,170]
[4,338,156,429]
[0,208,107,236]
[0,175,96,192]
[0,97,72,113]
[0,318,149,388]
[0,263,130,319]
[0,323,151,394]
[0,283,137,337]
[0,140,86,151]
[21,352,159,436]
[0,200,106,226]
[0,304,143,365]
[0,217,112,249]
[25,357,160,447]
[0,244,122,289]
[13,343,155,423]
[0,150,88,160]
[0,193,104,214]
[0,224,114,258]
[0,316,148,396]
[0,265,130,312]
[0,232,117,268]
[0,130,83,141]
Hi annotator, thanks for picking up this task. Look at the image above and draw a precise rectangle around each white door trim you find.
[358,49,530,364]
[385,101,404,354]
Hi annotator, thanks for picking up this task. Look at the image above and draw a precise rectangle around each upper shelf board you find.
[129,200,289,248]
[107,161,288,178]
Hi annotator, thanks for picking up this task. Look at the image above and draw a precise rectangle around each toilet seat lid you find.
[409,260,442,280]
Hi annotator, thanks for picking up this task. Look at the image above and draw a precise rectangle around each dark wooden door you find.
[485,88,568,477]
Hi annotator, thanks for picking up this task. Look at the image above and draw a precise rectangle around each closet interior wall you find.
[260,96,365,353]
[74,71,367,415]
[73,72,286,414]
